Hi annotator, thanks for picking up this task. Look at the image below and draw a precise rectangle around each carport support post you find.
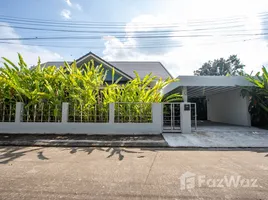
[180,103,191,134]
[182,86,188,102]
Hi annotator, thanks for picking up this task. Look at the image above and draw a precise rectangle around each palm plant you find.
[241,67,268,126]
[0,54,182,123]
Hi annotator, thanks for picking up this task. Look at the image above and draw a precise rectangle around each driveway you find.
[0,146,268,199]
[163,125,268,147]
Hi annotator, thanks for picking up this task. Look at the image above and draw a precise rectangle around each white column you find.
[180,103,191,134]
[62,102,69,123]
[15,102,24,123]
[109,103,115,123]
[182,86,188,102]
[152,103,162,132]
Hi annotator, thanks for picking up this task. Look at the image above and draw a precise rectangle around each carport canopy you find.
[163,76,253,98]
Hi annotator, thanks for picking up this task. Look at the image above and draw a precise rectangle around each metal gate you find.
[191,103,197,132]
[162,103,181,133]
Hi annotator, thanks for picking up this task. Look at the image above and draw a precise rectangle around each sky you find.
[1,0,268,77]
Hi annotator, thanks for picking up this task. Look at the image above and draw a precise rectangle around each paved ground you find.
[0,146,268,200]
[164,125,268,147]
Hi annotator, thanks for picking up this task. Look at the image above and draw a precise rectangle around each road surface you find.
[0,146,268,199]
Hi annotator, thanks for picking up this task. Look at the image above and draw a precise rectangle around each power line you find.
[1,23,260,34]
[1,12,268,25]
[0,15,266,39]
[1,12,268,28]
[0,14,266,52]
[0,37,262,49]
[0,18,246,29]
[0,14,266,44]
[0,32,267,41]
[0,35,211,41]
[0,41,181,49]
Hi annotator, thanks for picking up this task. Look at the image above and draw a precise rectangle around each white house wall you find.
[207,89,251,126]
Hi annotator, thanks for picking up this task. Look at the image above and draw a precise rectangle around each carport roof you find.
[163,76,253,97]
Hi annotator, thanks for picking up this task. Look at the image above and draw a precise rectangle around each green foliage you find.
[241,67,268,127]
[194,55,245,76]
[0,54,182,122]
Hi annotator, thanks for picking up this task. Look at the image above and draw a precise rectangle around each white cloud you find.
[102,0,268,77]
[60,9,71,19]
[64,0,82,11]
[0,23,63,67]
[65,0,72,7]
[76,4,82,11]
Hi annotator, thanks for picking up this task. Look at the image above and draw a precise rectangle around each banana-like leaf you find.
[1,54,183,120]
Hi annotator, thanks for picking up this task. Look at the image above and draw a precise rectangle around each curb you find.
[0,139,168,147]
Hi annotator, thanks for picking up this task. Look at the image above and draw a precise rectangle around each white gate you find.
[191,103,197,131]
[162,103,181,133]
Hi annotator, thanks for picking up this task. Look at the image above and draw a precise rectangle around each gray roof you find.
[110,61,172,79]
[41,61,71,68]
[41,61,172,79]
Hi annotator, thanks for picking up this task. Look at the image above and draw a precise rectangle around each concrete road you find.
[0,146,268,200]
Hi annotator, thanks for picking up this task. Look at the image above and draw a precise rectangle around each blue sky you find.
[1,0,268,76]
[0,0,150,23]
[0,0,153,58]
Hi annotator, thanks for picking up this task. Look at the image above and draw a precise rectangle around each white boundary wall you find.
[207,89,251,126]
[0,123,161,134]
[0,103,163,135]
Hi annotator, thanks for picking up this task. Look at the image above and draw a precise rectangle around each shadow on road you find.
[0,146,145,164]
[67,147,144,161]
[105,147,143,161]
[37,151,49,160]
[0,146,44,164]
[1,146,267,164]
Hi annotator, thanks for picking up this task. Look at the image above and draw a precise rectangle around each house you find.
[43,52,254,129]
[0,51,256,135]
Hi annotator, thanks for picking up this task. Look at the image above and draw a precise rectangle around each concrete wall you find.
[0,103,163,135]
[0,123,161,135]
[207,89,251,126]
[0,102,195,134]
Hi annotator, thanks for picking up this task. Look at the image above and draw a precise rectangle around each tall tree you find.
[194,55,245,76]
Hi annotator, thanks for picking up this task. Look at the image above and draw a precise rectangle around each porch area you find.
[163,75,254,129]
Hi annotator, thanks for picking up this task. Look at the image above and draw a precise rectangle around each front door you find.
[162,103,181,133]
